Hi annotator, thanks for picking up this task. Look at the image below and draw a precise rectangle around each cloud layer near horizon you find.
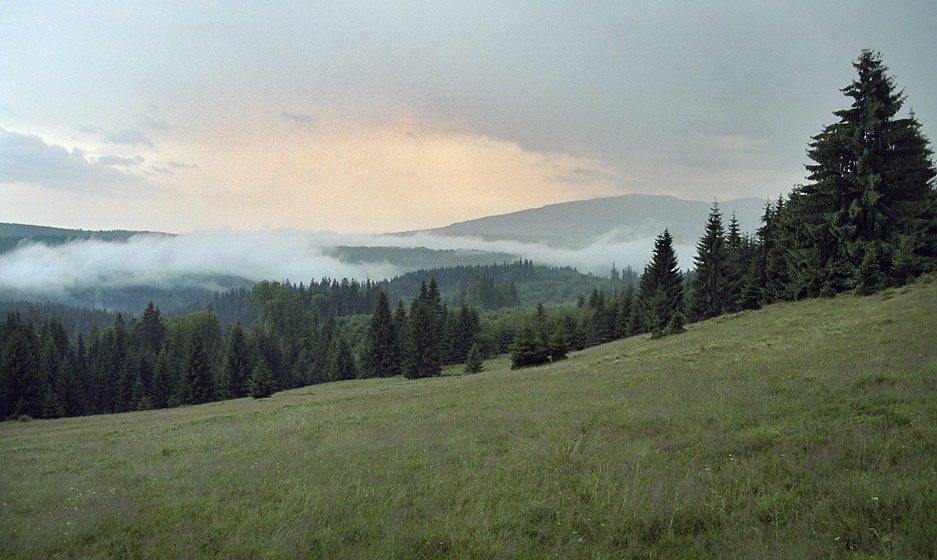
[0,230,697,303]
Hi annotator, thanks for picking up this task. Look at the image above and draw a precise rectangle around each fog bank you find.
[0,229,694,303]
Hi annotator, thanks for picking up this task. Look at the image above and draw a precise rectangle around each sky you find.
[2,1,936,235]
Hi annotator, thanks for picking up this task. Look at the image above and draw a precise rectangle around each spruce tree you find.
[326,333,357,382]
[362,290,401,378]
[510,321,550,369]
[724,212,746,311]
[220,323,253,398]
[181,333,214,405]
[403,298,441,379]
[463,343,485,374]
[688,202,730,321]
[248,359,277,399]
[134,302,165,354]
[638,229,684,334]
[0,318,45,419]
[789,50,937,290]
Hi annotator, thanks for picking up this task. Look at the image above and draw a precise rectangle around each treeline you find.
[0,280,480,418]
[193,260,638,327]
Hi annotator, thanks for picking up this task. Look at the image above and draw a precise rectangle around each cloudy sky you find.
[2,1,935,235]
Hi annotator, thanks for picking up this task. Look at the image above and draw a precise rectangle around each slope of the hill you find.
[2,281,934,558]
[415,194,768,248]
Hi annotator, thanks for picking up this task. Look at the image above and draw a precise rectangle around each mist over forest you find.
[0,195,764,312]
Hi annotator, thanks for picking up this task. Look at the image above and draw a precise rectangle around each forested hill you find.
[0,223,165,253]
[410,194,768,248]
[190,259,636,327]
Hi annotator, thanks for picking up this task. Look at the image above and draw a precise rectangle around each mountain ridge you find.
[403,193,769,248]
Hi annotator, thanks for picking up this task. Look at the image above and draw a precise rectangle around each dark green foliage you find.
[446,304,482,365]
[855,245,885,295]
[510,322,551,369]
[219,323,253,399]
[737,259,764,311]
[688,203,730,321]
[463,343,484,374]
[782,50,937,292]
[327,333,357,382]
[509,306,569,369]
[0,314,45,419]
[180,334,214,405]
[466,274,521,309]
[403,295,442,379]
[638,230,684,334]
[247,359,277,399]
[361,290,401,378]
[134,302,165,354]
[664,311,686,335]
[547,324,569,362]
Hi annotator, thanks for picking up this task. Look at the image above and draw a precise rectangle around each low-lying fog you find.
[0,229,696,302]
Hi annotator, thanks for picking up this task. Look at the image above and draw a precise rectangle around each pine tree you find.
[688,202,730,321]
[724,212,746,311]
[547,324,569,362]
[463,343,485,374]
[220,323,253,398]
[181,333,214,405]
[248,359,277,399]
[0,317,45,419]
[510,321,550,369]
[134,302,165,354]
[403,298,441,379]
[789,50,937,291]
[326,333,357,382]
[151,350,177,409]
[855,245,885,295]
[638,229,684,334]
[738,259,764,310]
[361,290,401,378]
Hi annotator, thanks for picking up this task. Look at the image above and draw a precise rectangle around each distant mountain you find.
[409,194,769,248]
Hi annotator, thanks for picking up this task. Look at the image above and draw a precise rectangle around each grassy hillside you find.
[2,278,935,559]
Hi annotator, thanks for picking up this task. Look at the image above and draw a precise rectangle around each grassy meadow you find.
[2,278,936,559]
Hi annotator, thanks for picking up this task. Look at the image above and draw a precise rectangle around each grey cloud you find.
[0,127,146,190]
[281,110,313,123]
[144,116,171,130]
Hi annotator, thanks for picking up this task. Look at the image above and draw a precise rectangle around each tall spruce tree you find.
[248,359,277,399]
[638,229,684,334]
[403,297,441,379]
[786,50,937,291]
[361,290,401,378]
[688,202,730,321]
[0,316,45,419]
[326,333,357,382]
[181,333,214,405]
[219,323,253,399]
